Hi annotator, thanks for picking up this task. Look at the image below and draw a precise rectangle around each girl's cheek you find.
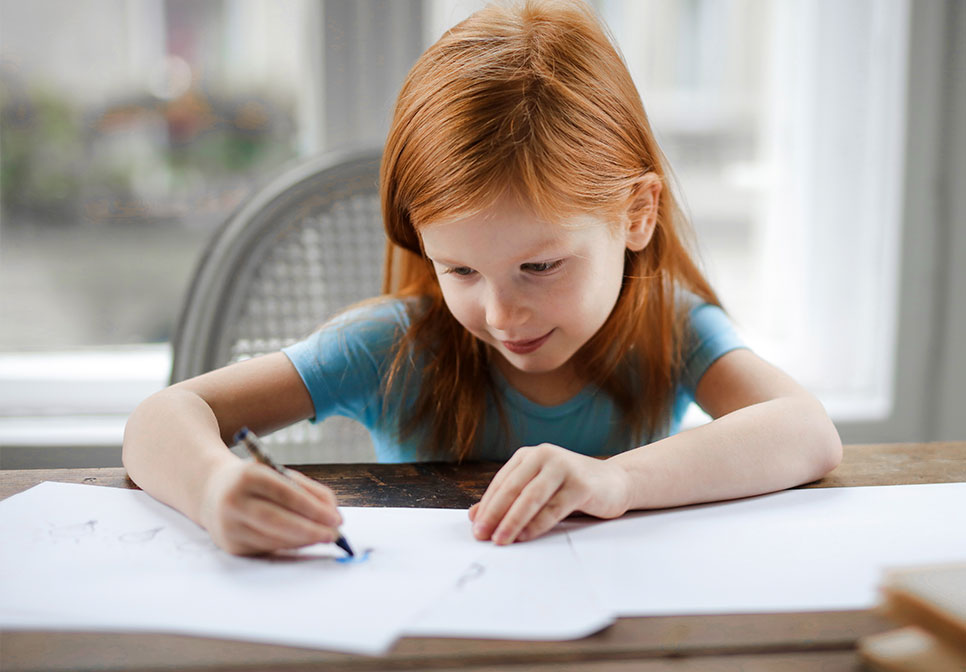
[441,289,481,329]
[540,277,581,313]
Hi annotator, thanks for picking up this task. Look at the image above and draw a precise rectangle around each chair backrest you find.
[171,148,384,463]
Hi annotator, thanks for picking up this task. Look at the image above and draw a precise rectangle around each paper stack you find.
[860,563,966,672]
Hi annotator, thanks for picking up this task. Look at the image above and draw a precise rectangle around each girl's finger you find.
[516,486,578,543]
[287,469,341,510]
[241,496,339,548]
[229,520,291,555]
[474,449,526,517]
[216,509,302,556]
[239,520,323,553]
[245,465,342,528]
[491,472,565,545]
[473,454,544,539]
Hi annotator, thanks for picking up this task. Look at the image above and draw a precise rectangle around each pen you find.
[233,426,355,557]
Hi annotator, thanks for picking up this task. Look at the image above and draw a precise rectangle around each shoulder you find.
[674,289,737,341]
[675,290,746,392]
[323,296,417,341]
[677,293,734,339]
[283,296,422,367]
[327,295,422,327]
[278,296,426,425]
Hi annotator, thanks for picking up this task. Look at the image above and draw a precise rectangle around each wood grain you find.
[3,442,964,503]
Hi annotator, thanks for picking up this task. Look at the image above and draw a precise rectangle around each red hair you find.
[380,0,718,459]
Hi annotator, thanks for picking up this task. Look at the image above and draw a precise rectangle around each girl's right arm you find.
[122,352,344,555]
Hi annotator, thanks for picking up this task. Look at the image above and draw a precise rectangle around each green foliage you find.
[0,86,85,216]
[0,82,296,223]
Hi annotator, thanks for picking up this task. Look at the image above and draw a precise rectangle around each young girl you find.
[123,0,842,556]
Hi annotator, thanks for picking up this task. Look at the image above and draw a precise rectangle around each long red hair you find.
[380,0,718,459]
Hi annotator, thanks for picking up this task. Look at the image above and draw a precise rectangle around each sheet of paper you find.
[568,482,966,616]
[406,522,614,640]
[0,482,485,654]
[5,480,966,650]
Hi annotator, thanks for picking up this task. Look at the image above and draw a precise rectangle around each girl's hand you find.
[198,459,344,556]
[468,444,631,545]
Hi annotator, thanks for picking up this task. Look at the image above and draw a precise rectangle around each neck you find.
[491,354,586,406]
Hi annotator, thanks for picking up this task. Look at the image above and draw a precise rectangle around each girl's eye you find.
[446,266,475,277]
[522,259,564,274]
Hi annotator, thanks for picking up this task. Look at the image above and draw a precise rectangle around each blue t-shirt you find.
[283,296,744,462]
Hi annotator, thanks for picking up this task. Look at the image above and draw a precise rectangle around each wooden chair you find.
[170,148,383,463]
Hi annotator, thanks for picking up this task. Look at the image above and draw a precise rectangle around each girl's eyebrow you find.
[426,254,468,267]
[511,241,569,263]
[429,240,569,268]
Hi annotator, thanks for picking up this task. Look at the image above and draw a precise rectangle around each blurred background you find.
[0,0,963,467]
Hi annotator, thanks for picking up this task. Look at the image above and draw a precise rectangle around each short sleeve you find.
[678,302,746,395]
[281,300,410,428]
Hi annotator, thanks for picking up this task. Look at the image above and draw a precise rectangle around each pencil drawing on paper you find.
[456,562,485,589]
[119,527,164,543]
[48,519,97,540]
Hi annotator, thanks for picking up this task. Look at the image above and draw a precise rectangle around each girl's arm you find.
[609,348,842,509]
[469,349,842,544]
[122,352,344,555]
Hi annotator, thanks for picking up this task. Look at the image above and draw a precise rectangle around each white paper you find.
[407,521,613,640]
[0,482,485,654]
[568,482,966,616]
[4,480,966,652]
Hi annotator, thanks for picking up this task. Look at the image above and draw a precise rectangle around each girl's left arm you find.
[610,348,842,511]
[469,349,842,544]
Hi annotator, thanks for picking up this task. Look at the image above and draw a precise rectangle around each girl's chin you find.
[495,349,573,375]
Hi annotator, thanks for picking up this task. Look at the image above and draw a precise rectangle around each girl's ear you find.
[625,173,662,252]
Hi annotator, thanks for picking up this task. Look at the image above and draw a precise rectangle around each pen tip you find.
[233,427,249,444]
[335,536,355,557]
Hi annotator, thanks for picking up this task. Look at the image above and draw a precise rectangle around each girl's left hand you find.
[468,443,631,544]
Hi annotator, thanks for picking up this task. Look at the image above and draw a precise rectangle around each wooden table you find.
[2,441,964,671]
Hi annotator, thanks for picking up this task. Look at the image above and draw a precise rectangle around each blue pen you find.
[233,427,355,557]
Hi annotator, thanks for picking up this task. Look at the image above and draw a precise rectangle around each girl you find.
[123,0,842,556]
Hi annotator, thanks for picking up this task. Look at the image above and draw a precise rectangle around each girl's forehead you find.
[420,199,619,263]
[422,190,614,232]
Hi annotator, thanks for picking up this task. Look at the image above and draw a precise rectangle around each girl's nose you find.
[484,287,528,331]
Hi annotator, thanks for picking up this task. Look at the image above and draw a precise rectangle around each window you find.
[600,0,910,428]
[2,0,943,466]
[0,0,323,460]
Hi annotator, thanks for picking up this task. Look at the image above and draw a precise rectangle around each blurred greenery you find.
[0,86,85,217]
[0,79,296,225]
[0,79,298,348]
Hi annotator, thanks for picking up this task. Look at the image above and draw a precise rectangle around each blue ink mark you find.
[336,548,372,564]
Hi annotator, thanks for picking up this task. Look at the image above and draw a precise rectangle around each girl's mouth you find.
[502,329,554,355]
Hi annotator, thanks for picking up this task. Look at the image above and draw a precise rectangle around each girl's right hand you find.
[198,459,344,556]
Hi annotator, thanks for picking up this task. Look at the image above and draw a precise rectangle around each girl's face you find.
[421,192,651,400]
